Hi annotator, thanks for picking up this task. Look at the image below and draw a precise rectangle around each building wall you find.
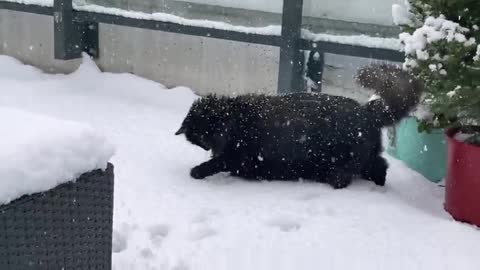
[0,10,279,96]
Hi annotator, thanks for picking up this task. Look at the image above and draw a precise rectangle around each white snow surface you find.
[454,132,475,143]
[0,104,114,205]
[0,54,479,269]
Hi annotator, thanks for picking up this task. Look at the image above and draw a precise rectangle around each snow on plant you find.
[394,0,480,142]
[399,15,473,69]
[474,44,480,61]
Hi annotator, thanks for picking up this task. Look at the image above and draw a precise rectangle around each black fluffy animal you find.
[175,63,423,189]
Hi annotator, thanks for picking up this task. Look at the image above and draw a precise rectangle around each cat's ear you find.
[175,126,186,135]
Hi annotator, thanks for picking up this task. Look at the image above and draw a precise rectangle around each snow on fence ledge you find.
[0,106,115,205]
[0,0,401,50]
[76,3,402,50]
[1,0,52,7]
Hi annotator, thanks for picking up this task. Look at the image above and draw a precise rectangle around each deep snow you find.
[0,54,479,270]
[0,106,113,205]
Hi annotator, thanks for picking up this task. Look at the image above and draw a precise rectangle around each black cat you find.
[175,63,423,189]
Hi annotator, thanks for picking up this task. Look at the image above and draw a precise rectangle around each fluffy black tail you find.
[356,63,423,128]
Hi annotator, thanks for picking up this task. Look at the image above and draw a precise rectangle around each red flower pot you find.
[444,127,480,227]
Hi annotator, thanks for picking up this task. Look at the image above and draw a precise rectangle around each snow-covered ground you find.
[0,54,479,270]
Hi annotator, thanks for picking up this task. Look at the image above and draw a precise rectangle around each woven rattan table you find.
[0,163,114,270]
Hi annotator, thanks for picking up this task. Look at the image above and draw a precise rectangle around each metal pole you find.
[54,0,77,59]
[54,0,98,59]
[277,0,304,94]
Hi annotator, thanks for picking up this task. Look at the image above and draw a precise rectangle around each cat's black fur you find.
[176,63,423,189]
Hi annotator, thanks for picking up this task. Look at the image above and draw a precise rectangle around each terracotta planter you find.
[444,127,480,227]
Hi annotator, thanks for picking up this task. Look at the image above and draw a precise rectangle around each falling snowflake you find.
[446,91,456,98]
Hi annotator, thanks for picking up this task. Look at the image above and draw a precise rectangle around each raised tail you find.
[356,63,423,127]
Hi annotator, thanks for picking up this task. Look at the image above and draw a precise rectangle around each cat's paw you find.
[326,171,353,189]
[190,165,210,179]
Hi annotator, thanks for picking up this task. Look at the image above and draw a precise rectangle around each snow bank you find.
[0,106,114,205]
[0,55,46,81]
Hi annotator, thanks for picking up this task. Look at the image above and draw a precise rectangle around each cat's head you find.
[176,95,231,153]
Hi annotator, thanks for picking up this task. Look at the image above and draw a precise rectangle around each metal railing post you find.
[277,0,304,94]
[54,0,98,59]
[54,0,77,59]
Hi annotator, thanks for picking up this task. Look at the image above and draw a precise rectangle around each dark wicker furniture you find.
[0,163,114,270]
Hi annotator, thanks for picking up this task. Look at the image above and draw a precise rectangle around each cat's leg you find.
[360,134,388,186]
[325,169,354,189]
[190,157,227,179]
[328,141,373,188]
[361,155,388,186]
[320,143,366,189]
